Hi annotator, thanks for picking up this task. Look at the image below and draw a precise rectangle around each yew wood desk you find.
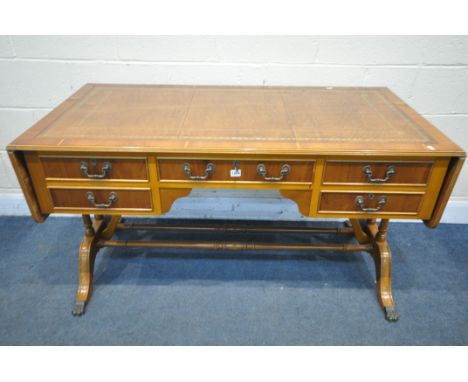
[7,84,465,321]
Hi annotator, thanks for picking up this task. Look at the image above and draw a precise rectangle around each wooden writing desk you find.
[7,84,465,321]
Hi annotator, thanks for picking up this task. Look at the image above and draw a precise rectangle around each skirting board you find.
[0,192,467,224]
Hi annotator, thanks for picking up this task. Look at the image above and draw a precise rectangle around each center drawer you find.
[158,159,314,183]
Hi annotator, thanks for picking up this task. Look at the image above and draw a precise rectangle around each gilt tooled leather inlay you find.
[40,86,433,144]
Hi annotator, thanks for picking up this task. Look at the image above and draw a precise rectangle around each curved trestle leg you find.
[72,215,119,316]
[364,219,399,322]
[101,215,122,240]
[349,219,369,244]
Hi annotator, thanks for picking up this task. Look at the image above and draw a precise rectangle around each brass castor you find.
[72,301,86,316]
[384,307,399,322]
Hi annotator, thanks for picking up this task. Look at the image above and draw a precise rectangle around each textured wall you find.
[1,36,467,217]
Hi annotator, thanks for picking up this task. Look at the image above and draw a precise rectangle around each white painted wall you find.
[1,36,467,221]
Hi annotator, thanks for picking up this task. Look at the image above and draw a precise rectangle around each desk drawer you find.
[323,161,433,185]
[49,188,152,210]
[158,159,314,183]
[41,157,148,181]
[319,192,423,215]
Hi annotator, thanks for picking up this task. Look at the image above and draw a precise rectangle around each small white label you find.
[230,169,242,177]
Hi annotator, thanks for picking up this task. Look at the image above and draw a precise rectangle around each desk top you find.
[8,84,465,157]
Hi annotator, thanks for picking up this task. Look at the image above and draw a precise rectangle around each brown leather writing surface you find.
[8,84,464,156]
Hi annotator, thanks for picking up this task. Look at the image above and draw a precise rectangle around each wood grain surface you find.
[41,156,148,180]
[322,160,433,185]
[318,192,423,215]
[49,188,152,210]
[158,159,314,182]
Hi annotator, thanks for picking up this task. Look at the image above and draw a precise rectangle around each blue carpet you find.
[0,216,467,345]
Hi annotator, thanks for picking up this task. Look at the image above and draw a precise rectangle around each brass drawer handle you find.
[80,160,112,179]
[86,191,118,208]
[183,162,215,180]
[355,195,387,212]
[363,165,395,183]
[256,163,291,181]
